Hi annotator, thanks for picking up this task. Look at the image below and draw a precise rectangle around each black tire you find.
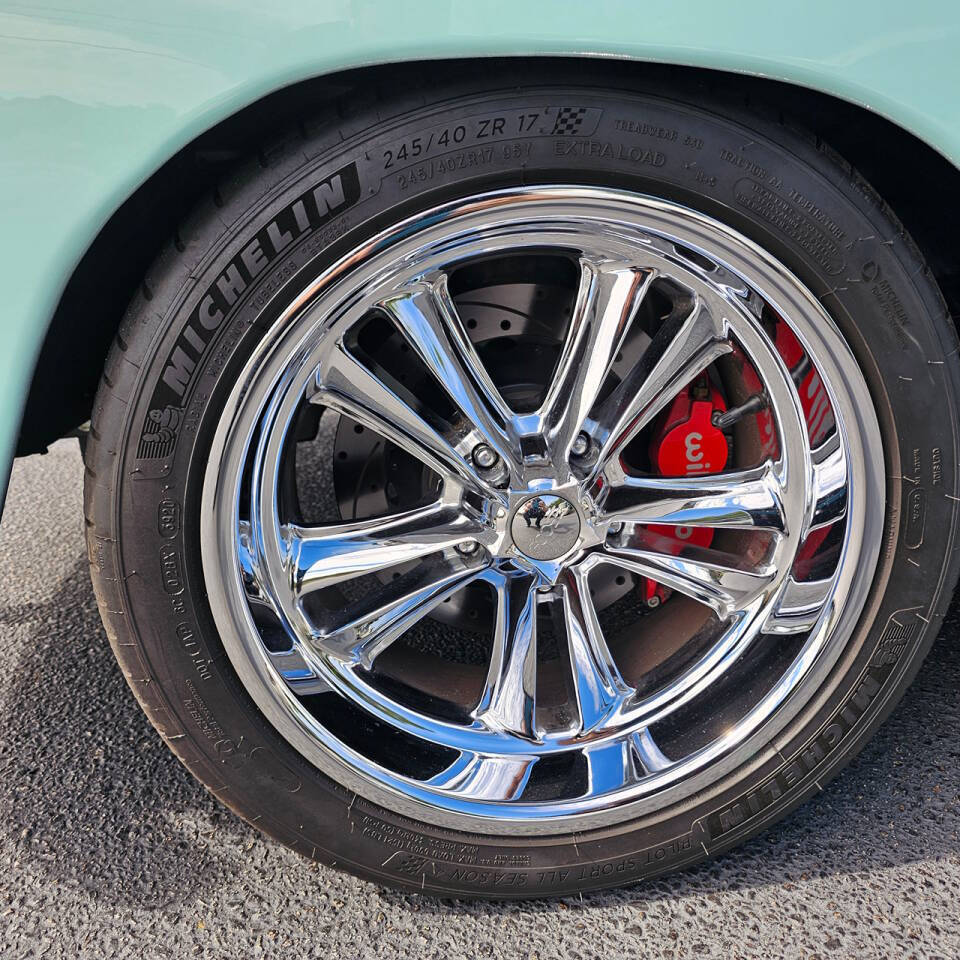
[85,72,960,898]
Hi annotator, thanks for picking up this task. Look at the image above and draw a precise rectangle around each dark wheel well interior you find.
[17,57,960,455]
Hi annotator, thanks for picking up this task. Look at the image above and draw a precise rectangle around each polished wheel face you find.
[201,187,884,833]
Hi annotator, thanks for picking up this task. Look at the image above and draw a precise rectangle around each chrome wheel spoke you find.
[583,738,639,793]
[426,751,537,802]
[284,504,484,596]
[810,433,847,529]
[535,258,654,463]
[314,343,494,498]
[267,644,330,696]
[763,575,834,634]
[312,557,483,667]
[473,572,540,741]
[379,277,521,474]
[631,727,672,774]
[558,568,632,732]
[591,296,732,478]
[580,730,672,794]
[603,548,776,619]
[600,461,787,533]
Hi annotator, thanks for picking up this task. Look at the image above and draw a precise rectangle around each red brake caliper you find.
[636,320,837,607]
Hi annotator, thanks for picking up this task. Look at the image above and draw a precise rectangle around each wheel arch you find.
[16,57,960,455]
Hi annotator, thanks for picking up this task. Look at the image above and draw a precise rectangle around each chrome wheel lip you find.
[200,185,885,835]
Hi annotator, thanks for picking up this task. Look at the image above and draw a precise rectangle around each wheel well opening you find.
[17,57,960,455]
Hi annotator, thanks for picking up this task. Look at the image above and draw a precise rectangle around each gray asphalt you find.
[1,440,959,959]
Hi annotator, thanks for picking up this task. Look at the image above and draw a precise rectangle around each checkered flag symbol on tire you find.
[551,106,588,135]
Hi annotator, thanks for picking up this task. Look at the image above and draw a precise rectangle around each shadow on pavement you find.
[0,556,238,909]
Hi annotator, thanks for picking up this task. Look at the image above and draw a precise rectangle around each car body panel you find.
[2,0,959,499]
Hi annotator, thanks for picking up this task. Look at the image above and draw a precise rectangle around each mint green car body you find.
[2,0,959,497]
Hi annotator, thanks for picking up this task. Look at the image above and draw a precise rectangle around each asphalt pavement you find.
[1,440,959,959]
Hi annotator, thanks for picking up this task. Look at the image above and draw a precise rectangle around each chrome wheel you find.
[201,186,884,833]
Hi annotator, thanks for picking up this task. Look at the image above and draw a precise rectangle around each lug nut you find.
[472,444,499,470]
[456,540,480,556]
[571,432,591,457]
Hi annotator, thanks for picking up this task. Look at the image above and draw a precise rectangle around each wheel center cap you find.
[511,494,581,561]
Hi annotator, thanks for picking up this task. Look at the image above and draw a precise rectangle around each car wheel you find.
[85,75,960,897]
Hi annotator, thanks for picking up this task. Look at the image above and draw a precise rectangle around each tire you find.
[85,71,960,899]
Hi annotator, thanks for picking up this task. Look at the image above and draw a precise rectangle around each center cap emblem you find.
[511,495,581,561]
